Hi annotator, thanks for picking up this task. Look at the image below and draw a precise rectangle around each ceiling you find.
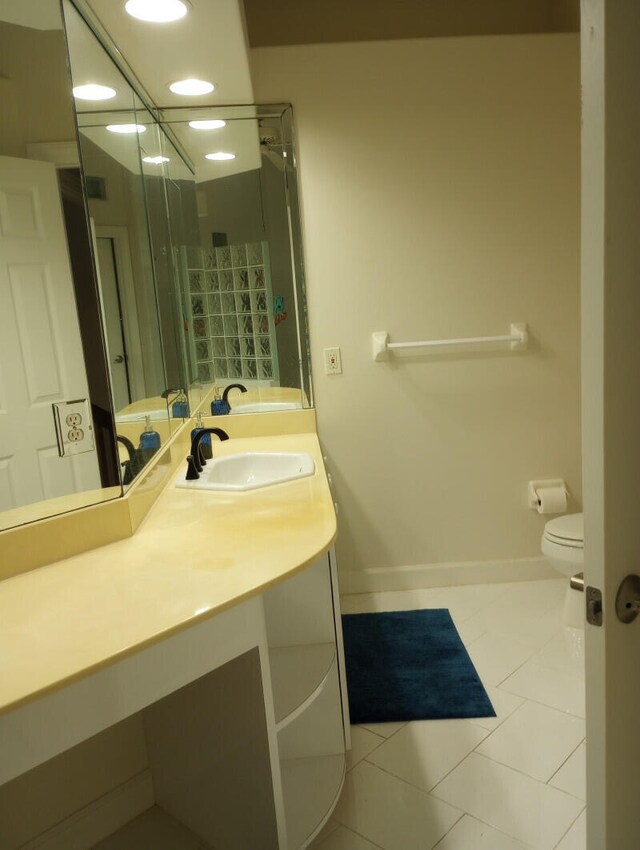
[67,0,260,181]
[83,0,254,106]
[243,0,580,47]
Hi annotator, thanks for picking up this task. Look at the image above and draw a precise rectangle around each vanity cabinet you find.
[0,546,348,850]
[264,548,349,848]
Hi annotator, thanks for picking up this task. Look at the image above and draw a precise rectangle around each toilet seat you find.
[543,513,584,549]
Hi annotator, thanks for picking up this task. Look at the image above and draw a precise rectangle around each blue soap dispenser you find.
[172,390,189,418]
[139,415,161,463]
[190,411,212,460]
[211,385,229,416]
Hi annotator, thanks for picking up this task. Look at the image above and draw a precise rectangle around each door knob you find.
[615,574,640,623]
[114,355,124,364]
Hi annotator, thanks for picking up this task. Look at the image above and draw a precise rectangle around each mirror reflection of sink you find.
[229,401,302,415]
[176,452,315,492]
[116,410,167,423]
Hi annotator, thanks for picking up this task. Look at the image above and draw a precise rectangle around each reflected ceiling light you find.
[124,0,188,23]
[205,152,236,161]
[106,124,147,134]
[169,78,215,96]
[189,119,226,130]
[143,155,170,164]
[72,84,116,101]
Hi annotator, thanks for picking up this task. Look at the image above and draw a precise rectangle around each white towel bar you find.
[372,323,527,361]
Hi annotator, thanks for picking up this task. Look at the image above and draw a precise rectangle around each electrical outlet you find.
[324,346,342,375]
[52,399,95,457]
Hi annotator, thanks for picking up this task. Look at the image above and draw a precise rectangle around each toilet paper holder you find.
[527,479,568,511]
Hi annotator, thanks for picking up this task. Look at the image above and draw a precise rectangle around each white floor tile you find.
[358,721,406,738]
[431,753,584,849]
[309,817,341,847]
[549,742,586,800]
[434,814,533,849]
[452,613,488,645]
[462,605,562,651]
[466,632,538,687]
[314,825,385,850]
[500,662,586,717]
[426,583,510,623]
[333,761,462,850]
[476,701,585,782]
[366,718,489,792]
[470,686,525,731]
[340,588,446,615]
[555,810,586,850]
[94,807,202,850]
[490,580,566,615]
[531,630,585,678]
[347,726,385,770]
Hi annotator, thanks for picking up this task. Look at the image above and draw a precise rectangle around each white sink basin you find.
[229,401,302,415]
[176,452,315,492]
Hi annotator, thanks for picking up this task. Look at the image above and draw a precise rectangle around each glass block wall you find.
[184,241,279,384]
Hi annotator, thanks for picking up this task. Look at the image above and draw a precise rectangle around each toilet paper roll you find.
[536,486,567,515]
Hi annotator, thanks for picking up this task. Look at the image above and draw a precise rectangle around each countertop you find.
[0,432,336,716]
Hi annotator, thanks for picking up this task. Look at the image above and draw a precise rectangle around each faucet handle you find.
[186,455,200,480]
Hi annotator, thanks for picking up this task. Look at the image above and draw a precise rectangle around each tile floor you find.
[310,578,586,850]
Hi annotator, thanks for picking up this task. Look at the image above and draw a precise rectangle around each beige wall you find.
[0,22,75,158]
[252,34,581,572]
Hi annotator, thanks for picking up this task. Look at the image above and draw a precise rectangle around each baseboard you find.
[24,770,154,850]
[337,557,557,594]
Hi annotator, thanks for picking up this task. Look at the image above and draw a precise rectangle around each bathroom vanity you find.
[0,413,348,849]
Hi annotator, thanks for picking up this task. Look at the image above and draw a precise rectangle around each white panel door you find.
[0,155,100,511]
[582,1,640,847]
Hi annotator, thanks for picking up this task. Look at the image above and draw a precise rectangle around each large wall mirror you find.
[0,1,123,531]
[0,0,313,533]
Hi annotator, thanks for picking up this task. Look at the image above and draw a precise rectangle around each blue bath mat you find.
[342,609,495,723]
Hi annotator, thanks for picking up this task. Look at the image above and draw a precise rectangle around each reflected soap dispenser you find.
[139,415,161,463]
[190,411,212,460]
[211,385,229,416]
[172,390,189,418]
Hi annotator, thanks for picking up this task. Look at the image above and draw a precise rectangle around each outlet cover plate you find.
[324,346,342,375]
[52,399,95,456]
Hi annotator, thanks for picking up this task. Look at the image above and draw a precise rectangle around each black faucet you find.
[186,427,230,480]
[117,435,146,485]
[221,383,247,409]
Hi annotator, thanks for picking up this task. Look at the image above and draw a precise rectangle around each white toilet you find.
[541,512,584,628]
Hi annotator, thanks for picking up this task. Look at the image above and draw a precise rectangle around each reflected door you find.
[95,236,130,411]
[0,156,100,511]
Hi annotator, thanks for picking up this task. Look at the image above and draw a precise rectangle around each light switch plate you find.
[52,399,95,457]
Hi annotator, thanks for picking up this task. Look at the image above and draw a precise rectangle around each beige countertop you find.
[0,431,336,716]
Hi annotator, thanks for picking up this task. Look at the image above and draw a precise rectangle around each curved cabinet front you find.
[263,552,349,848]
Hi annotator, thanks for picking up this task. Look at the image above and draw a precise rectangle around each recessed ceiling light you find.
[124,0,188,23]
[189,119,226,130]
[72,84,116,101]
[205,152,236,161]
[169,79,215,96]
[106,124,147,134]
[143,155,170,164]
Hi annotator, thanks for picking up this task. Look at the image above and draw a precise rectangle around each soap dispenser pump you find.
[190,411,212,460]
[139,415,161,463]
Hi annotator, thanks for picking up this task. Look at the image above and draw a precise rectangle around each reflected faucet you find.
[116,435,146,485]
[222,383,247,410]
[186,427,230,480]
